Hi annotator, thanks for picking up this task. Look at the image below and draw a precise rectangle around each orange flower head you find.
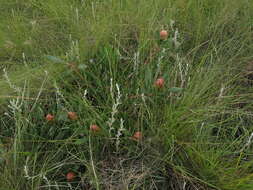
[90,124,101,132]
[160,30,168,40]
[155,77,165,88]
[133,131,142,140]
[68,112,78,120]
[46,114,54,121]
[66,171,75,181]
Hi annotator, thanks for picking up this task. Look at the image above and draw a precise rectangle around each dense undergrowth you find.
[1,0,253,189]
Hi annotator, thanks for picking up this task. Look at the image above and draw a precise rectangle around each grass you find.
[1,0,253,189]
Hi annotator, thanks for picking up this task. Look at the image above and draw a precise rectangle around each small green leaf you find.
[57,111,68,122]
[20,152,33,156]
[169,87,183,93]
[74,138,87,145]
[45,55,65,63]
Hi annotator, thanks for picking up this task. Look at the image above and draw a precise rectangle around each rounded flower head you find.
[45,114,54,121]
[155,77,165,88]
[90,124,101,132]
[132,131,142,140]
[160,30,168,40]
[68,112,78,120]
[66,171,75,181]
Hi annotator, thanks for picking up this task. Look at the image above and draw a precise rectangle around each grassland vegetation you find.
[1,0,253,189]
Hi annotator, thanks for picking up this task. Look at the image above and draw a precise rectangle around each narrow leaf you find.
[45,55,65,63]
[169,87,183,93]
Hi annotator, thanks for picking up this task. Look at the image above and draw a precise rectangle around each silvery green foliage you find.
[107,78,122,137]
[115,118,126,152]
[66,35,80,62]
[3,68,21,93]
